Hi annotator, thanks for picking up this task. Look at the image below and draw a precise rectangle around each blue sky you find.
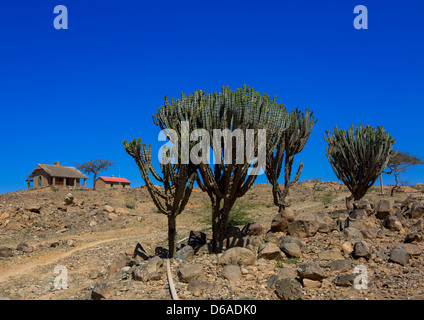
[0,0,423,193]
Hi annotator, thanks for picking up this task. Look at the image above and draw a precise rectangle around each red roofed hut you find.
[95,175,131,189]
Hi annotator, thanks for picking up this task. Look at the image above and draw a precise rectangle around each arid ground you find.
[0,181,423,300]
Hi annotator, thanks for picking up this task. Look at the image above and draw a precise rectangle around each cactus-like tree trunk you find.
[265,108,316,212]
[124,139,197,258]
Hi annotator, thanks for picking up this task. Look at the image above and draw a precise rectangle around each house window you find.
[122,184,125,189]
[38,176,42,186]
[110,183,113,188]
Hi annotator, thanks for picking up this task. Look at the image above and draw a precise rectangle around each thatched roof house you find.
[26,161,88,189]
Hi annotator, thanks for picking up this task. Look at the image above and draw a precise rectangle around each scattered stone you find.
[91,281,115,300]
[352,241,370,259]
[187,281,214,297]
[221,265,242,282]
[270,209,295,233]
[217,247,255,266]
[376,200,392,219]
[353,199,374,215]
[327,259,354,272]
[334,274,356,287]
[303,279,322,289]
[107,212,119,221]
[26,205,41,213]
[280,242,301,258]
[275,278,302,300]
[317,248,344,260]
[258,243,285,260]
[64,193,74,205]
[389,246,410,265]
[103,205,115,213]
[177,264,204,283]
[383,216,403,232]
[288,212,321,238]
[345,209,371,230]
[89,270,101,280]
[0,248,13,258]
[341,241,353,254]
[242,222,265,236]
[406,202,424,219]
[297,262,326,281]
[397,243,422,256]
[174,245,194,261]
[404,232,423,243]
[343,227,364,240]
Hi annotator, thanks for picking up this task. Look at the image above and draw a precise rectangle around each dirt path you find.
[0,226,157,283]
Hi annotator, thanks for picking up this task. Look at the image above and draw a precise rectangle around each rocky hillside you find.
[0,181,423,300]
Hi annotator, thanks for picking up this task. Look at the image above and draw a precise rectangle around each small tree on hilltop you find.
[384,150,424,196]
[76,159,114,190]
[324,124,395,209]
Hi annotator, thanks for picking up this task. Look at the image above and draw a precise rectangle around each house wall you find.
[95,179,130,189]
[32,169,51,188]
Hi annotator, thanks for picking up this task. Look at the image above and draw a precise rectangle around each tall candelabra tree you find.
[153,85,286,253]
[324,124,395,209]
[265,108,316,212]
[123,138,197,258]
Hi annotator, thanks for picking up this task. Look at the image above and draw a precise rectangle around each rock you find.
[334,274,356,287]
[258,243,285,260]
[361,229,378,239]
[187,281,214,296]
[406,202,424,219]
[26,205,41,213]
[89,221,97,227]
[327,259,354,272]
[270,209,295,233]
[174,245,194,261]
[297,262,326,281]
[16,243,31,252]
[287,212,321,238]
[280,242,301,258]
[345,209,372,230]
[218,247,256,266]
[267,268,298,289]
[50,241,60,248]
[353,199,374,215]
[303,279,322,289]
[0,248,13,258]
[343,227,364,240]
[275,278,302,300]
[177,264,204,283]
[264,232,280,244]
[249,236,263,247]
[404,232,423,243]
[352,241,370,259]
[132,256,164,282]
[107,212,119,221]
[317,248,344,260]
[376,200,392,219]
[89,270,101,280]
[221,265,242,282]
[383,216,403,232]
[397,243,422,256]
[389,246,410,265]
[242,222,265,236]
[341,241,353,254]
[91,281,115,300]
[108,254,131,277]
[103,205,115,213]
[64,193,74,205]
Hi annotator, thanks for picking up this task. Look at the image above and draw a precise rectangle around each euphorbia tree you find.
[123,138,197,258]
[265,107,316,212]
[324,124,395,209]
[153,85,286,253]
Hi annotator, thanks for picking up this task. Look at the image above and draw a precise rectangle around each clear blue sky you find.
[1,0,423,193]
